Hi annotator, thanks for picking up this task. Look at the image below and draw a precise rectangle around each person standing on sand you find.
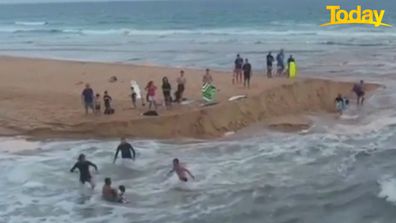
[162,77,172,108]
[103,91,114,115]
[167,158,195,182]
[145,81,157,111]
[113,137,136,164]
[81,84,95,115]
[70,154,98,189]
[234,54,244,84]
[94,93,101,115]
[266,52,274,78]
[243,58,252,88]
[203,68,213,85]
[175,70,186,103]
[276,49,285,76]
[352,80,365,106]
[130,87,137,109]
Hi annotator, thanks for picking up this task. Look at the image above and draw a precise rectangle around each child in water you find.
[118,185,127,203]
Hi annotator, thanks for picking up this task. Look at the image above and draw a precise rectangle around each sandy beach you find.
[0,56,379,139]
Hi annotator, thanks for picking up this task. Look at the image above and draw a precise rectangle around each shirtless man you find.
[168,158,195,182]
[70,154,98,189]
[102,177,118,202]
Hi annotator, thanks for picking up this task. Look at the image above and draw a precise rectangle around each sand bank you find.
[0,56,380,140]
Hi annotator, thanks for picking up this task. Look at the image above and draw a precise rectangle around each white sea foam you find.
[378,175,396,204]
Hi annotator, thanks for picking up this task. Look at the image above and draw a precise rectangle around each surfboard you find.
[289,61,297,79]
[228,95,247,101]
[130,80,142,99]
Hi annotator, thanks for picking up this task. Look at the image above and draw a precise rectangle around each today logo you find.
[320,5,391,27]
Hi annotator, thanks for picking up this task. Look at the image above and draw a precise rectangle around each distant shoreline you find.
[0,56,380,140]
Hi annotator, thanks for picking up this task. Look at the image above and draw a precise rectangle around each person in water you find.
[352,80,365,106]
[168,158,195,182]
[102,177,119,202]
[113,137,136,164]
[266,52,274,78]
[335,94,345,114]
[70,154,98,189]
[118,185,127,203]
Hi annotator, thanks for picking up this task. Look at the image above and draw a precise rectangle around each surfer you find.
[113,137,136,164]
[243,58,252,88]
[168,158,195,182]
[276,49,285,76]
[70,154,98,189]
[81,83,95,115]
[175,70,186,103]
[234,54,244,84]
[266,52,274,78]
[203,68,213,85]
[352,80,365,106]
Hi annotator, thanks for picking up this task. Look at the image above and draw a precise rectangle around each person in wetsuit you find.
[168,158,195,182]
[70,154,98,189]
[113,138,136,164]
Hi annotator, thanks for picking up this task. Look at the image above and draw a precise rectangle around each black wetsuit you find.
[114,143,136,160]
[70,161,98,184]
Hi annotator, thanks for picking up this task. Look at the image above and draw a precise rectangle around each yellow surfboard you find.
[289,61,297,79]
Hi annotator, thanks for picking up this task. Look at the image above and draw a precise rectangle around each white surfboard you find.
[130,80,142,99]
[228,95,247,101]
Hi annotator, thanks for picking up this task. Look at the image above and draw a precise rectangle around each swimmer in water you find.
[102,177,118,202]
[70,154,98,189]
[113,137,136,164]
[168,158,195,182]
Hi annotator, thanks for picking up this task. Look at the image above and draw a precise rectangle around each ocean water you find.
[2,1,396,222]
[0,0,395,75]
[3,88,396,223]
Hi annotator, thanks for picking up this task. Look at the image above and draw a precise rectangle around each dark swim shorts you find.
[180,177,188,182]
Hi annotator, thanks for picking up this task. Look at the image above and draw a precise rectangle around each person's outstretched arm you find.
[130,145,136,160]
[113,146,120,163]
[70,162,78,172]
[184,168,195,180]
[88,161,98,172]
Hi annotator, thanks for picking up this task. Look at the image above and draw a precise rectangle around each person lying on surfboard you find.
[168,158,195,182]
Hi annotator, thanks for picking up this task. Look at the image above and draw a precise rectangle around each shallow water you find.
[2,84,396,223]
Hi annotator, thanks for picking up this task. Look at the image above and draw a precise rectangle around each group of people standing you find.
[70,138,195,203]
[81,84,114,115]
[266,49,295,78]
[233,54,252,88]
[232,50,296,88]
